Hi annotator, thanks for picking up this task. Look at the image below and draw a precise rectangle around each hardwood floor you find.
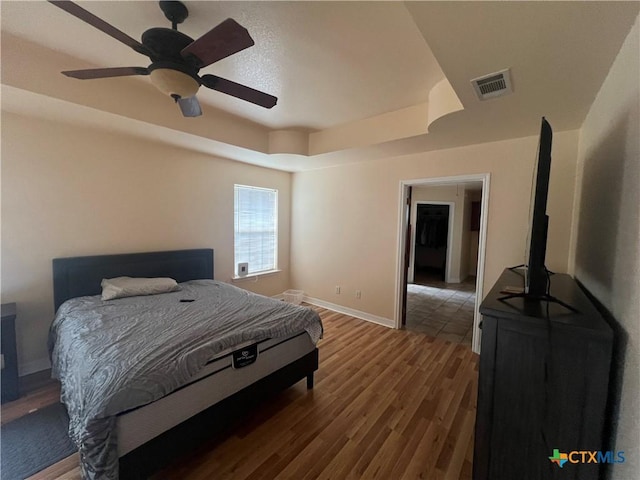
[4,307,479,480]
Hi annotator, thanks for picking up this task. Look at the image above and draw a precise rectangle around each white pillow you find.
[101,276,180,301]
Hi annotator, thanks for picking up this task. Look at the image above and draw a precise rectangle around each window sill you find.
[231,269,282,282]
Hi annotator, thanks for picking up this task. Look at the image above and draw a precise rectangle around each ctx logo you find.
[549,449,625,468]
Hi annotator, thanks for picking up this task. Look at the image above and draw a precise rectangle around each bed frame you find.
[51,248,319,479]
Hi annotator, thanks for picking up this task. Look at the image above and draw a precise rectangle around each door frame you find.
[409,201,455,284]
[394,173,491,354]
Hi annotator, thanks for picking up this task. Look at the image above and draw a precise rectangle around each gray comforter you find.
[48,280,323,480]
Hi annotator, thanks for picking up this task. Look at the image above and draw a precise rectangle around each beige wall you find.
[291,129,579,322]
[0,112,582,373]
[571,16,639,477]
[1,112,292,374]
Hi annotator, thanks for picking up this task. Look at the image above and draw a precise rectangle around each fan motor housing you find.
[142,28,194,63]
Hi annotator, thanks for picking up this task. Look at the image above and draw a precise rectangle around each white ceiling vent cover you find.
[471,68,513,100]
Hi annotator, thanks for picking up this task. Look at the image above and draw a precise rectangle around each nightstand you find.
[1,303,19,403]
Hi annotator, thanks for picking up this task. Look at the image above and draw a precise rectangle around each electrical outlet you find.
[335,286,341,294]
[356,290,361,299]
[237,262,248,277]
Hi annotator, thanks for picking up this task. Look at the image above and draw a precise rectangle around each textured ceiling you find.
[2,1,443,130]
[2,1,639,171]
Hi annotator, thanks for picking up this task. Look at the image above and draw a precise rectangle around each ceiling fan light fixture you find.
[149,68,199,98]
[49,1,278,113]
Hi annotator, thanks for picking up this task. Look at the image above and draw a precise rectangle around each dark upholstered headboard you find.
[52,249,214,311]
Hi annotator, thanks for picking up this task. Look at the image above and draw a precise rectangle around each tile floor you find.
[405,273,477,346]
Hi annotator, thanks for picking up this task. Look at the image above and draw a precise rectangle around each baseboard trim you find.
[20,368,53,394]
[303,296,395,329]
[19,357,51,377]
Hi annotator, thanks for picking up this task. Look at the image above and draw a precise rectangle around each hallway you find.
[405,275,476,346]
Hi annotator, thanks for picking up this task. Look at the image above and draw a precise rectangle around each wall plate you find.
[237,262,249,277]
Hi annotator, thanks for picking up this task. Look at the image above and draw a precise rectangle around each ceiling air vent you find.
[471,68,513,100]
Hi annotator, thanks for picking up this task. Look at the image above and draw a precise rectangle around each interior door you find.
[401,186,412,326]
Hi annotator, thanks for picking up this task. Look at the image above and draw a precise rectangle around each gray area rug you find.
[1,402,76,480]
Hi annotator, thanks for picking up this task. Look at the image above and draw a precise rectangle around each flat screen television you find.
[525,117,553,296]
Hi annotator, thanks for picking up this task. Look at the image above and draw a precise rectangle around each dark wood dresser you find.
[473,269,613,480]
[1,302,19,403]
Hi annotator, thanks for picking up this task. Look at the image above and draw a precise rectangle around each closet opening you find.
[414,203,451,283]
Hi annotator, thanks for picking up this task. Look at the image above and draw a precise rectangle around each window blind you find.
[234,185,278,274]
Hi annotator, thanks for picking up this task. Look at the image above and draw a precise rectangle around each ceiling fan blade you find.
[48,1,152,57]
[177,96,203,117]
[181,18,254,68]
[62,67,149,80]
[200,75,277,109]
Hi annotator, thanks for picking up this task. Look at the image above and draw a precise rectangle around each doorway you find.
[395,174,490,354]
[412,202,453,283]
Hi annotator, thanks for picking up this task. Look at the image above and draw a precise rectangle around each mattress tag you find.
[232,344,258,369]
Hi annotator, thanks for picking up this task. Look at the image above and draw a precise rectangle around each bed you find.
[49,249,322,480]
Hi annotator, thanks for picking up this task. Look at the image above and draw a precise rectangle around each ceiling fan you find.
[48,0,278,117]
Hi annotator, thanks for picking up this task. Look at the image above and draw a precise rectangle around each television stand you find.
[499,265,578,312]
[473,268,613,480]
[496,291,579,313]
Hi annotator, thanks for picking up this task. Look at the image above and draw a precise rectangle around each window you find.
[234,185,278,275]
